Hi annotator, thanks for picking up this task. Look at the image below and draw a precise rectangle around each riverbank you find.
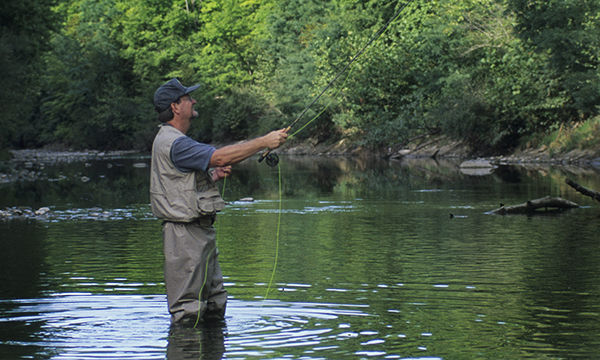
[0,150,142,183]
[280,134,600,167]
[1,143,599,221]
[3,134,600,181]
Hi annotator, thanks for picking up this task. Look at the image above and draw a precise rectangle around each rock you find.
[459,159,497,176]
[35,207,50,216]
[459,159,496,168]
[460,167,495,176]
[390,149,412,159]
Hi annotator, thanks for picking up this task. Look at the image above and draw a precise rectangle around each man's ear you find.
[170,102,179,116]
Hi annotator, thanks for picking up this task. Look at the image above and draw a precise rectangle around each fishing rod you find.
[256,0,414,303]
[258,0,413,167]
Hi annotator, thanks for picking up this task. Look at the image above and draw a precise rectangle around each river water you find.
[1,154,599,359]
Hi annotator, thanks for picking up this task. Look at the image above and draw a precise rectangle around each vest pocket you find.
[197,193,226,216]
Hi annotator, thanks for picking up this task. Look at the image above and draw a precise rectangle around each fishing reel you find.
[258,151,280,167]
[264,152,279,167]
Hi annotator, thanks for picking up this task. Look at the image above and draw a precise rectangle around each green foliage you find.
[541,116,600,154]
[255,0,340,139]
[39,0,151,150]
[1,0,598,153]
[433,1,561,152]
[189,87,272,142]
[507,0,600,117]
[0,0,57,149]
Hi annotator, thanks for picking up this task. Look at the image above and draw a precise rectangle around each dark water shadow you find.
[167,321,226,360]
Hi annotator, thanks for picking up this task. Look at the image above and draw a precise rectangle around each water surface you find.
[1,155,599,359]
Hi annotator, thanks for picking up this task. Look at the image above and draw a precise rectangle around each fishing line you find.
[260,0,414,301]
[288,66,355,140]
[193,1,414,320]
[259,0,413,163]
[194,176,227,328]
[264,161,282,300]
[192,160,281,327]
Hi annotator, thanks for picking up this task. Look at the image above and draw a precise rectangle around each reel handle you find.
[258,151,280,167]
[258,126,290,164]
[258,150,271,163]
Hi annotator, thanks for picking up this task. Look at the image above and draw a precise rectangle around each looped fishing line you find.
[192,165,281,328]
[192,1,414,324]
[259,0,413,303]
[194,176,226,328]
[266,0,414,147]
[264,161,282,300]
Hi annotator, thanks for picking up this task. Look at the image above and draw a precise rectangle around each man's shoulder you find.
[157,124,185,137]
[154,125,185,144]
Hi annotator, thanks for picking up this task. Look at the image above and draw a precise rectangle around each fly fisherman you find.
[150,78,288,325]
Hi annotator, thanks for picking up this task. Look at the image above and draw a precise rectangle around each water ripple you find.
[0,294,372,359]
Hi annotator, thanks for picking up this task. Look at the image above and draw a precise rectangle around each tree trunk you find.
[566,179,600,202]
[488,196,579,215]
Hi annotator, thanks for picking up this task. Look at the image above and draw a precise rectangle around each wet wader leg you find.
[163,221,223,324]
[205,249,227,320]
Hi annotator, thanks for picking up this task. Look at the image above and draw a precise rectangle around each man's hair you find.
[157,107,174,123]
[156,97,183,123]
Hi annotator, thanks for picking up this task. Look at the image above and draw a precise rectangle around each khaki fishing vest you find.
[150,125,225,222]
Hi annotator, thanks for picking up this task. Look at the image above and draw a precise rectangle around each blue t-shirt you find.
[170,136,216,172]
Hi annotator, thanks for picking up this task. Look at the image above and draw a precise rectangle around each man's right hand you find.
[263,128,289,149]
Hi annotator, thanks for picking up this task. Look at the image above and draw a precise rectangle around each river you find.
[1,154,599,359]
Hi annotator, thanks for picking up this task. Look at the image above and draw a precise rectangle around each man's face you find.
[178,94,198,120]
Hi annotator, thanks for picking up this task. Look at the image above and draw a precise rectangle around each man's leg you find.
[205,248,227,320]
[163,222,217,324]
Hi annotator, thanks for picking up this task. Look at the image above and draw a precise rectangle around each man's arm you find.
[209,128,288,167]
[170,136,215,172]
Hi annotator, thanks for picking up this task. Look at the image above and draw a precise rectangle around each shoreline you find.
[5,145,600,166]
[279,135,600,168]
[3,134,600,170]
[2,144,599,220]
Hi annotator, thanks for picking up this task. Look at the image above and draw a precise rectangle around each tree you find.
[507,0,600,118]
[0,0,57,149]
[39,0,150,149]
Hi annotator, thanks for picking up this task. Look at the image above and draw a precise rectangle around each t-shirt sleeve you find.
[170,136,216,172]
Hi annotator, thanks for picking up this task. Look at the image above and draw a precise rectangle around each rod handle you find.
[258,126,290,163]
[258,149,270,163]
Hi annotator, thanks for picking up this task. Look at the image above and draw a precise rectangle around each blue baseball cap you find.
[153,78,201,112]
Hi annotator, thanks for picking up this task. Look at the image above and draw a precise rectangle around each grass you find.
[541,116,600,155]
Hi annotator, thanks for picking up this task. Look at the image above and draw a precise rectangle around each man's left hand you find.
[212,166,232,181]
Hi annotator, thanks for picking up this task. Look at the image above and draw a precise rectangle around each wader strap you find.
[162,215,216,228]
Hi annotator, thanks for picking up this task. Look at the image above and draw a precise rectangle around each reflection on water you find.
[1,295,168,359]
[1,294,371,360]
[1,154,600,359]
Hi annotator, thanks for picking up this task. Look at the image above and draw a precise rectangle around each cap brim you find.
[184,84,201,94]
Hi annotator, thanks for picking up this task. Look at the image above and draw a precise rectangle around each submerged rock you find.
[0,206,38,219]
[1,205,154,222]
[459,159,497,176]
[35,207,50,216]
[459,159,496,168]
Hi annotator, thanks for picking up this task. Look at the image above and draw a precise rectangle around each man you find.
[150,78,288,324]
